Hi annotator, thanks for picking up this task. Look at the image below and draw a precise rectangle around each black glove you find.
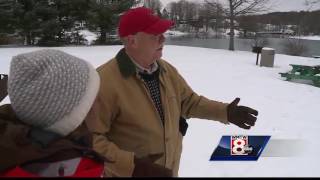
[0,74,8,102]
[132,153,173,177]
[227,98,258,130]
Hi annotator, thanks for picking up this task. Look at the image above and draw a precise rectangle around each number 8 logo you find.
[232,139,246,155]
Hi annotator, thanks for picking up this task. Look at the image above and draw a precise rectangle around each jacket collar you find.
[116,48,167,78]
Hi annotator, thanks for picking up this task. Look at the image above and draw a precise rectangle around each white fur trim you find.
[46,62,100,136]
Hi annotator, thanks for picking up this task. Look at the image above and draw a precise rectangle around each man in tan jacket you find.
[86,7,258,177]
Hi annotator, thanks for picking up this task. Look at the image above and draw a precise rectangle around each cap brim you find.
[144,19,174,35]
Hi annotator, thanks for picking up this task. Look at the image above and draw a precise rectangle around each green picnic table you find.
[279,64,320,87]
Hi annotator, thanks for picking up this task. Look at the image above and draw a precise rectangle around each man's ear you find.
[127,35,138,48]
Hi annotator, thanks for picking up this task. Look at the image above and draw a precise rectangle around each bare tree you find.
[283,38,308,56]
[283,0,317,56]
[206,0,270,51]
[199,1,224,35]
[167,0,200,32]
[173,0,190,22]
[185,2,199,32]
[199,4,214,33]
[305,0,320,9]
[292,0,320,38]
[168,2,178,21]
[144,0,162,13]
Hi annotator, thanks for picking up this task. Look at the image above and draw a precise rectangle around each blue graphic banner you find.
[210,135,271,161]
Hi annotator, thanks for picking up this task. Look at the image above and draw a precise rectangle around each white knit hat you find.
[8,49,100,136]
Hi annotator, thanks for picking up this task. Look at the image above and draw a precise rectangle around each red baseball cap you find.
[118,7,174,38]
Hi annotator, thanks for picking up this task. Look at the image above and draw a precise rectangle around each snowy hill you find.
[1,45,320,177]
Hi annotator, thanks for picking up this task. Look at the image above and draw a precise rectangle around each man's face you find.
[134,32,166,63]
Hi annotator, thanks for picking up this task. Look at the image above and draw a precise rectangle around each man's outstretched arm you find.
[174,69,258,129]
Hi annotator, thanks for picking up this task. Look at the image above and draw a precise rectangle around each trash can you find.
[260,47,275,67]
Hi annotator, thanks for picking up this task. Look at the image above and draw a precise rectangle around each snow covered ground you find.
[79,30,98,45]
[164,30,189,37]
[292,35,320,41]
[1,45,320,177]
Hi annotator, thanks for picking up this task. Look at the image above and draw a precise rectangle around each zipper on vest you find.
[140,79,164,128]
[159,76,168,167]
[137,74,167,165]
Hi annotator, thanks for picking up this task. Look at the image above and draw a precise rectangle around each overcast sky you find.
[160,0,320,12]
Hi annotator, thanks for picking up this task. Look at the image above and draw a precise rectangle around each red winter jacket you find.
[0,104,109,177]
[2,157,103,177]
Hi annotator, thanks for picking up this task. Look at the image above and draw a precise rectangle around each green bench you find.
[279,64,320,87]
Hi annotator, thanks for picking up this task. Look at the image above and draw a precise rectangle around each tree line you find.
[0,0,139,46]
[165,0,320,37]
[239,10,320,36]
[0,0,271,49]
[1,0,319,51]
[165,0,270,50]
[162,0,320,50]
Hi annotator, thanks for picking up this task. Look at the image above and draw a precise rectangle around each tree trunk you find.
[99,29,106,44]
[26,32,32,45]
[229,1,235,51]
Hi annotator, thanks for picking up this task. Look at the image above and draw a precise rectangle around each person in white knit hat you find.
[8,49,100,136]
[0,49,109,177]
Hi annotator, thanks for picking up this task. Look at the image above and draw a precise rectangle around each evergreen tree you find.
[37,0,91,46]
[1,0,139,46]
[0,0,15,34]
[35,0,62,46]
[87,0,139,44]
[13,0,42,45]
